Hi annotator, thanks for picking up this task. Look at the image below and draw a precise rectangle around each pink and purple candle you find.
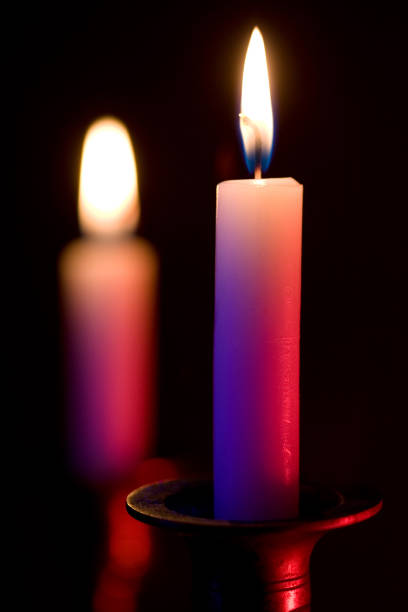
[60,118,157,484]
[213,28,303,520]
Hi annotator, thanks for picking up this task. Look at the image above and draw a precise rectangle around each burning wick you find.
[239,113,262,180]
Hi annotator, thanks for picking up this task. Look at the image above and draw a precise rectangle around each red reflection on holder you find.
[93,458,181,612]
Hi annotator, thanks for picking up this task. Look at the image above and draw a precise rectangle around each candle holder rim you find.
[126,479,382,535]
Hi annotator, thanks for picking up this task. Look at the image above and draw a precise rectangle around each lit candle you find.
[213,28,303,520]
[60,117,157,483]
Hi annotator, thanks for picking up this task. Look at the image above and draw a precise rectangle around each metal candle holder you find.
[126,480,382,611]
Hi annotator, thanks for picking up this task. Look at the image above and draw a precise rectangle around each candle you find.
[213,28,303,520]
[60,117,157,484]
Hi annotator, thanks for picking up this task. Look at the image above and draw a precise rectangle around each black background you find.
[13,0,405,610]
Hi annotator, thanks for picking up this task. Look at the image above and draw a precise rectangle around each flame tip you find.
[251,26,263,38]
[86,115,126,130]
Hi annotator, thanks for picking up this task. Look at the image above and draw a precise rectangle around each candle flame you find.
[79,117,139,236]
[240,27,273,175]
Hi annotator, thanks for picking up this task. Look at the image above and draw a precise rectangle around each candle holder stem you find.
[188,530,314,611]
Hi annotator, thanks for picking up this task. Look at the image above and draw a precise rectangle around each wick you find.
[240,113,263,180]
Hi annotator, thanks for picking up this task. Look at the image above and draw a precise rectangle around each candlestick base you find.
[126,480,382,611]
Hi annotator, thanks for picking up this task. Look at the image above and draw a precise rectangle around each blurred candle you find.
[60,117,157,483]
[213,28,303,520]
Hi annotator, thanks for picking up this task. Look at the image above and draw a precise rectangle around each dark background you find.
[14,0,405,610]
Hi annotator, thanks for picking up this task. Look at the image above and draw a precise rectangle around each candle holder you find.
[126,480,382,611]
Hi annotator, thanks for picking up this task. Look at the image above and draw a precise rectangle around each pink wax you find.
[60,239,157,483]
[59,117,157,484]
[213,177,303,520]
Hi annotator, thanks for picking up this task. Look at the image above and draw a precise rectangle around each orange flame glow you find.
[79,117,139,236]
[240,27,273,173]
